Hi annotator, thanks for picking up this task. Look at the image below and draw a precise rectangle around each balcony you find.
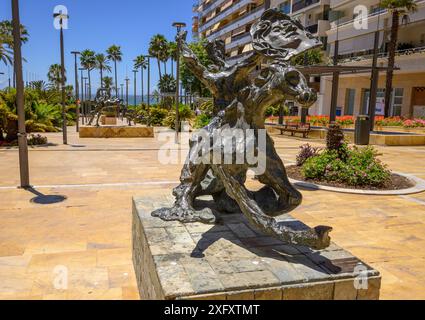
[292,0,320,13]
[305,24,318,34]
[226,31,251,50]
[207,5,265,40]
[200,0,228,16]
[199,0,255,33]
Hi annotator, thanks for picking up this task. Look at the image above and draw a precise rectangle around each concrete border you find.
[288,172,425,195]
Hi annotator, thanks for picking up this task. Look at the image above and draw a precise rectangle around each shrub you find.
[296,144,321,166]
[302,146,391,187]
[194,113,212,129]
[27,134,48,146]
[163,104,194,129]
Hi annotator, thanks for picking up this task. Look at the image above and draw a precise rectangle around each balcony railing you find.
[199,0,254,33]
[227,31,251,50]
[292,0,320,13]
[305,24,318,34]
[207,5,265,40]
[339,45,425,63]
[330,9,388,30]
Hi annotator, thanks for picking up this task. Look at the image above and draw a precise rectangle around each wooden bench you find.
[271,122,311,138]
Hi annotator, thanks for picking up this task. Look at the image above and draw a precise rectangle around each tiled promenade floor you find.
[1,126,425,299]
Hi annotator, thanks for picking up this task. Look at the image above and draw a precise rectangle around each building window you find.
[279,1,291,14]
[391,88,404,116]
[345,89,355,115]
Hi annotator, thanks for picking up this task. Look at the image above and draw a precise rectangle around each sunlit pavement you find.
[1,126,425,299]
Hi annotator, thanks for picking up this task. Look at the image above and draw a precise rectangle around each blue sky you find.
[0,0,194,93]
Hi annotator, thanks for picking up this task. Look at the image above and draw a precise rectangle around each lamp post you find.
[79,68,85,121]
[53,10,69,144]
[132,69,138,106]
[144,55,152,107]
[11,0,30,188]
[125,77,130,110]
[71,51,81,132]
[172,22,186,144]
[83,77,88,120]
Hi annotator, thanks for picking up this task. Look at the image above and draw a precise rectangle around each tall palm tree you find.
[106,45,122,97]
[47,64,66,90]
[149,34,168,80]
[134,55,148,103]
[95,53,111,87]
[167,41,177,78]
[381,0,417,117]
[80,49,96,100]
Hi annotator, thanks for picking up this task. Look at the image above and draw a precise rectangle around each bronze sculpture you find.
[152,9,332,250]
[87,87,122,126]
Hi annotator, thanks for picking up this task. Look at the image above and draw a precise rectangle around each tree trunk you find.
[100,67,103,87]
[171,59,174,78]
[88,70,92,100]
[164,61,167,75]
[114,60,118,97]
[157,59,162,80]
[384,10,399,117]
[141,68,144,104]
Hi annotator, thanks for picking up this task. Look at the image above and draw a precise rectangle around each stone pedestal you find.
[104,117,117,125]
[79,126,154,138]
[132,196,381,300]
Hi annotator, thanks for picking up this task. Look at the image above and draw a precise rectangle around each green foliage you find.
[158,74,176,93]
[194,113,212,129]
[163,104,194,130]
[291,48,324,66]
[302,146,391,187]
[149,106,169,126]
[380,0,418,12]
[296,144,321,166]
[27,134,48,146]
[180,39,212,97]
[326,123,347,160]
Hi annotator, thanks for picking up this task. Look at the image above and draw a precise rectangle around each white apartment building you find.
[193,0,271,64]
[193,0,425,118]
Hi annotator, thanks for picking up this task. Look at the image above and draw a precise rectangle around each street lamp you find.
[172,22,186,144]
[132,69,138,106]
[11,0,30,188]
[53,9,69,144]
[71,51,81,132]
[143,55,153,108]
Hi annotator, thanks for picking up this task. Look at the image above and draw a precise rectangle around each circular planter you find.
[288,172,425,196]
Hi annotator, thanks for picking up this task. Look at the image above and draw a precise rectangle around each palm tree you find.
[380,0,417,117]
[106,45,122,97]
[95,53,111,87]
[47,64,66,90]
[0,41,13,66]
[80,49,96,100]
[158,74,176,93]
[167,41,178,78]
[0,20,29,87]
[134,55,148,103]
[103,76,113,89]
[149,34,168,80]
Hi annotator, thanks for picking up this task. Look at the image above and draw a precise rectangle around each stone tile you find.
[227,223,257,238]
[282,282,334,300]
[333,280,357,300]
[254,287,283,300]
[357,277,381,300]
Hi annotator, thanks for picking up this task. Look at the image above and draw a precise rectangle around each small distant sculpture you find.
[88,87,122,126]
[152,9,332,249]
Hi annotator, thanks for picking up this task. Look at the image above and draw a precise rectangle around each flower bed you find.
[286,125,414,191]
[267,115,425,129]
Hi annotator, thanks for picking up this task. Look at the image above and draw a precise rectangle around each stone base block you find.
[132,196,381,300]
[104,117,117,125]
[79,126,154,138]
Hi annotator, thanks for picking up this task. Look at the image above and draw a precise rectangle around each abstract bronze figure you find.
[152,9,332,249]
[87,87,122,126]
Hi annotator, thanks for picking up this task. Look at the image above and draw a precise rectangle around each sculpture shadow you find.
[26,187,67,205]
[190,199,342,276]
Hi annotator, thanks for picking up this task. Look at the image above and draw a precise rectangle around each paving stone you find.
[282,282,335,300]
